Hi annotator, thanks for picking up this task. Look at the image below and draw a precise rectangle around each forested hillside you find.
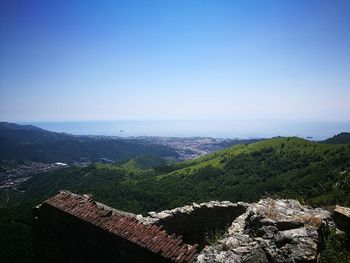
[1,136,350,262]
[0,122,179,163]
[322,132,350,144]
[6,137,350,213]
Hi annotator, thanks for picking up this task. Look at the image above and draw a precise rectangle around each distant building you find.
[54,162,68,166]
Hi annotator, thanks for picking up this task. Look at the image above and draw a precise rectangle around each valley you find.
[1,122,350,263]
[0,160,68,190]
[0,122,262,190]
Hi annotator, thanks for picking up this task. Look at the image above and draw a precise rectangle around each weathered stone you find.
[261,226,278,239]
[242,248,268,263]
[334,205,350,232]
[154,211,171,219]
[193,203,201,208]
[196,199,332,263]
[148,211,157,217]
[260,218,275,226]
[155,202,248,248]
[216,251,242,263]
[35,191,343,263]
[275,220,304,231]
[197,248,242,263]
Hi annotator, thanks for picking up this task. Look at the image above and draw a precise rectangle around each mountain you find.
[0,122,179,163]
[2,136,350,263]
[8,136,350,214]
[322,132,350,144]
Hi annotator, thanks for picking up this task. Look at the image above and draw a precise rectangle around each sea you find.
[19,120,350,140]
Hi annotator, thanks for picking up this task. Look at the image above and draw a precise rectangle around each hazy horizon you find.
[1,0,350,124]
[15,119,350,140]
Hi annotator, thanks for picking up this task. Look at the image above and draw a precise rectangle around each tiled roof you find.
[43,190,199,263]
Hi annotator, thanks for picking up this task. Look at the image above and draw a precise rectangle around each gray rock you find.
[334,205,350,232]
[196,198,332,263]
[242,248,269,263]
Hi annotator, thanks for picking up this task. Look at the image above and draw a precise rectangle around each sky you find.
[1,0,350,123]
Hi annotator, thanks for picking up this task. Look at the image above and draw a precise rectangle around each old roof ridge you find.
[40,190,199,263]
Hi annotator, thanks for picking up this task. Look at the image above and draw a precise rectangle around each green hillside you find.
[2,136,350,263]
[6,137,350,213]
[121,154,169,170]
[322,132,350,144]
[0,122,179,163]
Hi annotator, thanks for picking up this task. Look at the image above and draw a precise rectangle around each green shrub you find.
[204,228,226,246]
[320,227,350,263]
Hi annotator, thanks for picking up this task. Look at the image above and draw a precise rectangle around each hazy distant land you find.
[20,120,350,140]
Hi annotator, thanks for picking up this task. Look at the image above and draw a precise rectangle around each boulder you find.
[242,248,269,263]
[196,198,332,263]
[334,205,350,233]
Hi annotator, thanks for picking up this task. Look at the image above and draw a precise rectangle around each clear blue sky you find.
[1,0,350,122]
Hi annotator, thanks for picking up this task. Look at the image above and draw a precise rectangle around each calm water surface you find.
[19,120,350,140]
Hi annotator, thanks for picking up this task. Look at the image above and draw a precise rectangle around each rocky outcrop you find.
[334,205,350,233]
[35,191,343,263]
[196,199,332,263]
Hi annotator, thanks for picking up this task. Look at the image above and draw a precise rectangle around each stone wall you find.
[196,199,333,263]
[34,191,341,263]
[33,190,199,263]
[142,201,248,249]
[334,205,350,233]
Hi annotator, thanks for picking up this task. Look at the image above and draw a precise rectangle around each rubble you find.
[196,198,332,263]
[35,191,347,263]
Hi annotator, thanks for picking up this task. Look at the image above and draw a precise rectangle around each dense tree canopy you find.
[1,137,350,262]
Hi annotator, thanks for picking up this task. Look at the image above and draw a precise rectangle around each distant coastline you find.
[18,120,350,140]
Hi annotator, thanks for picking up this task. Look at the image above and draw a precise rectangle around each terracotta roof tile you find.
[42,190,198,263]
